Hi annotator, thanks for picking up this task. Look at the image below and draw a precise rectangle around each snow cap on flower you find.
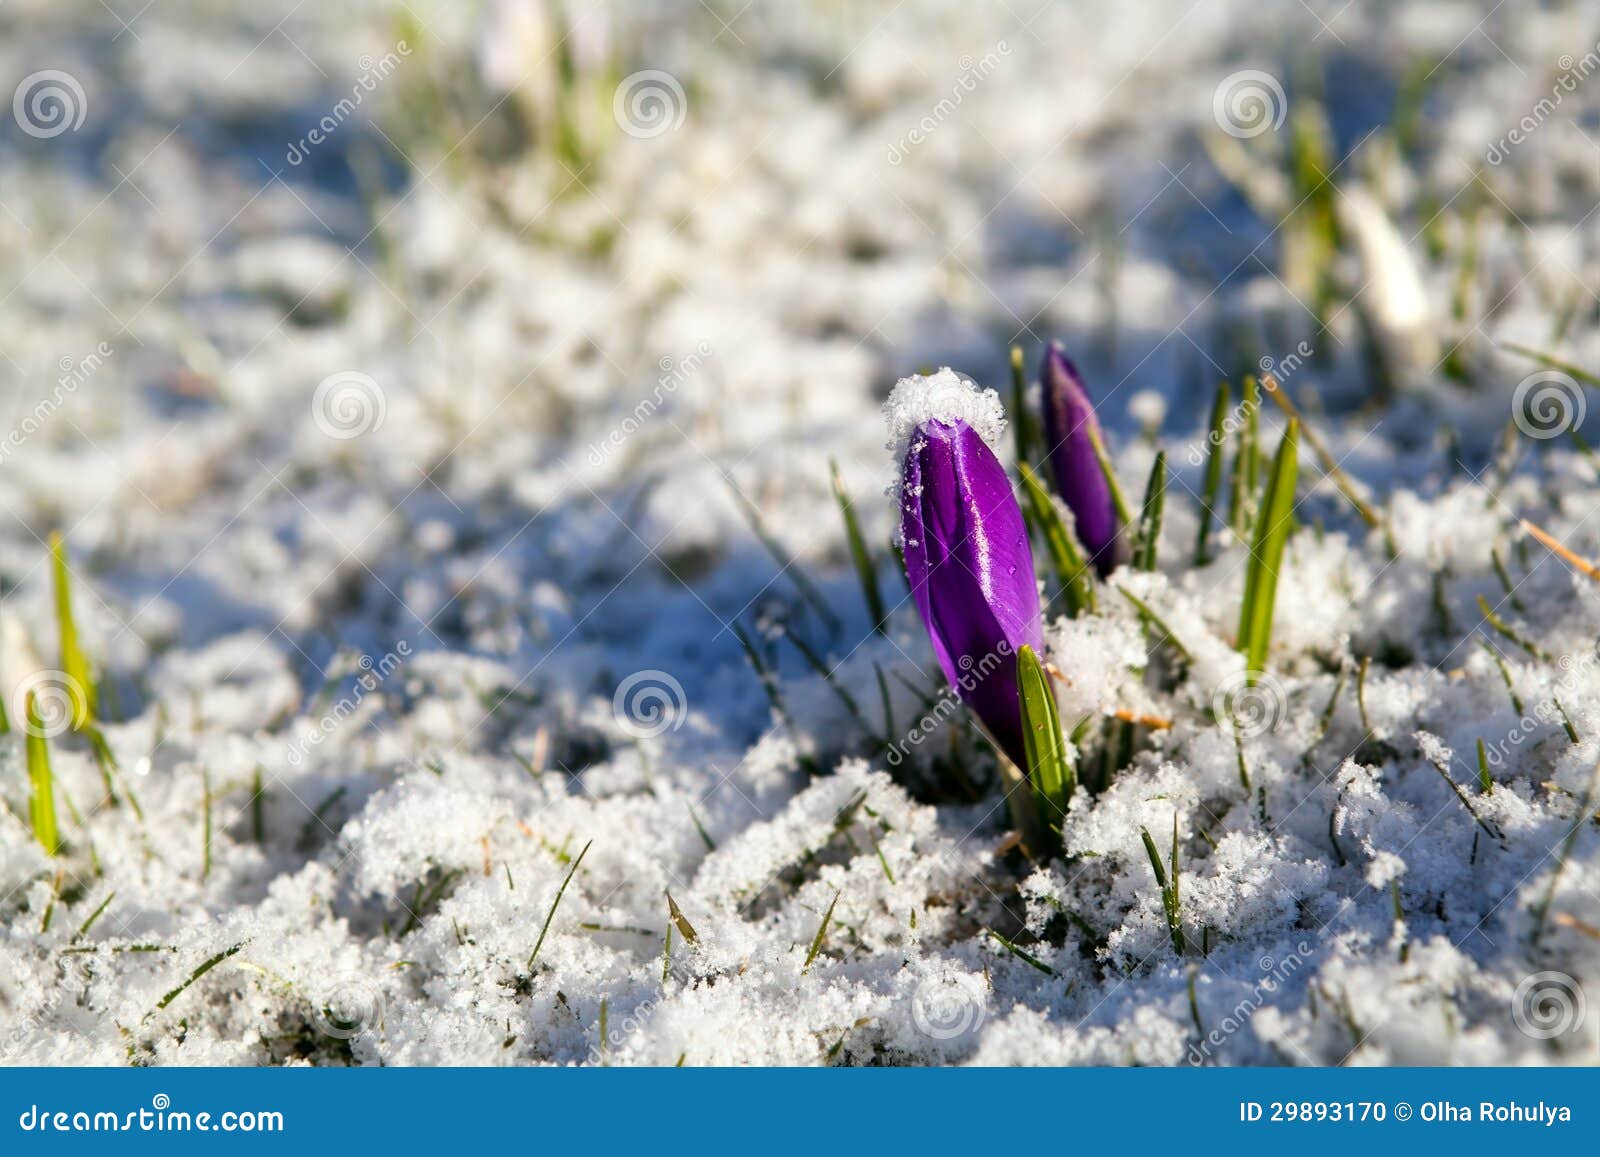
[1040,343,1127,577]
[883,367,1007,491]
[888,369,1041,770]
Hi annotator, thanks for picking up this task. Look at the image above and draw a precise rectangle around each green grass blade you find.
[985,928,1057,975]
[1134,451,1167,571]
[1226,433,1248,537]
[73,890,115,943]
[723,473,840,634]
[1260,375,1384,532]
[1017,645,1074,838]
[1086,424,1135,526]
[1236,420,1299,681]
[527,839,591,969]
[873,662,894,740]
[1532,760,1600,944]
[1394,56,1439,155]
[1116,585,1194,663]
[1009,345,1035,467]
[50,532,96,728]
[152,943,244,1015]
[1140,823,1185,954]
[201,769,213,883]
[1476,595,1549,661]
[1478,638,1525,715]
[1356,656,1374,741]
[802,889,840,974]
[26,693,60,856]
[1018,463,1094,616]
[1555,698,1580,743]
[1490,547,1525,612]
[1194,381,1230,565]
[786,629,883,743]
[1570,426,1600,473]
[1242,375,1261,503]
[1227,376,1261,537]
[688,803,716,852]
[1313,669,1346,745]
[1230,713,1252,792]
[731,621,789,726]
[251,766,266,844]
[871,833,895,884]
[1140,826,1168,888]
[829,458,886,634]
[1500,341,1600,388]
[1420,743,1504,843]
[1169,813,1181,930]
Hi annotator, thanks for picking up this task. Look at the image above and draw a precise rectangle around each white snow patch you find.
[881,367,1007,476]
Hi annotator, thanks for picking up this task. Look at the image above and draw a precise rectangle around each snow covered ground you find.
[3,0,1600,1066]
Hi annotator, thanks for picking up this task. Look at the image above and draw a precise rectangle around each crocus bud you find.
[889,370,1043,770]
[1040,344,1127,577]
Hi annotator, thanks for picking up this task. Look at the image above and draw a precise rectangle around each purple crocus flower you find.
[1040,344,1127,577]
[901,417,1043,770]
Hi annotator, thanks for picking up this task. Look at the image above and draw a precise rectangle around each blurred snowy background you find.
[3,0,1600,1065]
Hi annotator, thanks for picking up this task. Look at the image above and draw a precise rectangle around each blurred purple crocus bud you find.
[1040,344,1127,577]
[887,370,1044,770]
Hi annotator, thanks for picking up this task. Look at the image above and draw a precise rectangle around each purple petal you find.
[1040,344,1127,577]
[901,418,1043,768]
